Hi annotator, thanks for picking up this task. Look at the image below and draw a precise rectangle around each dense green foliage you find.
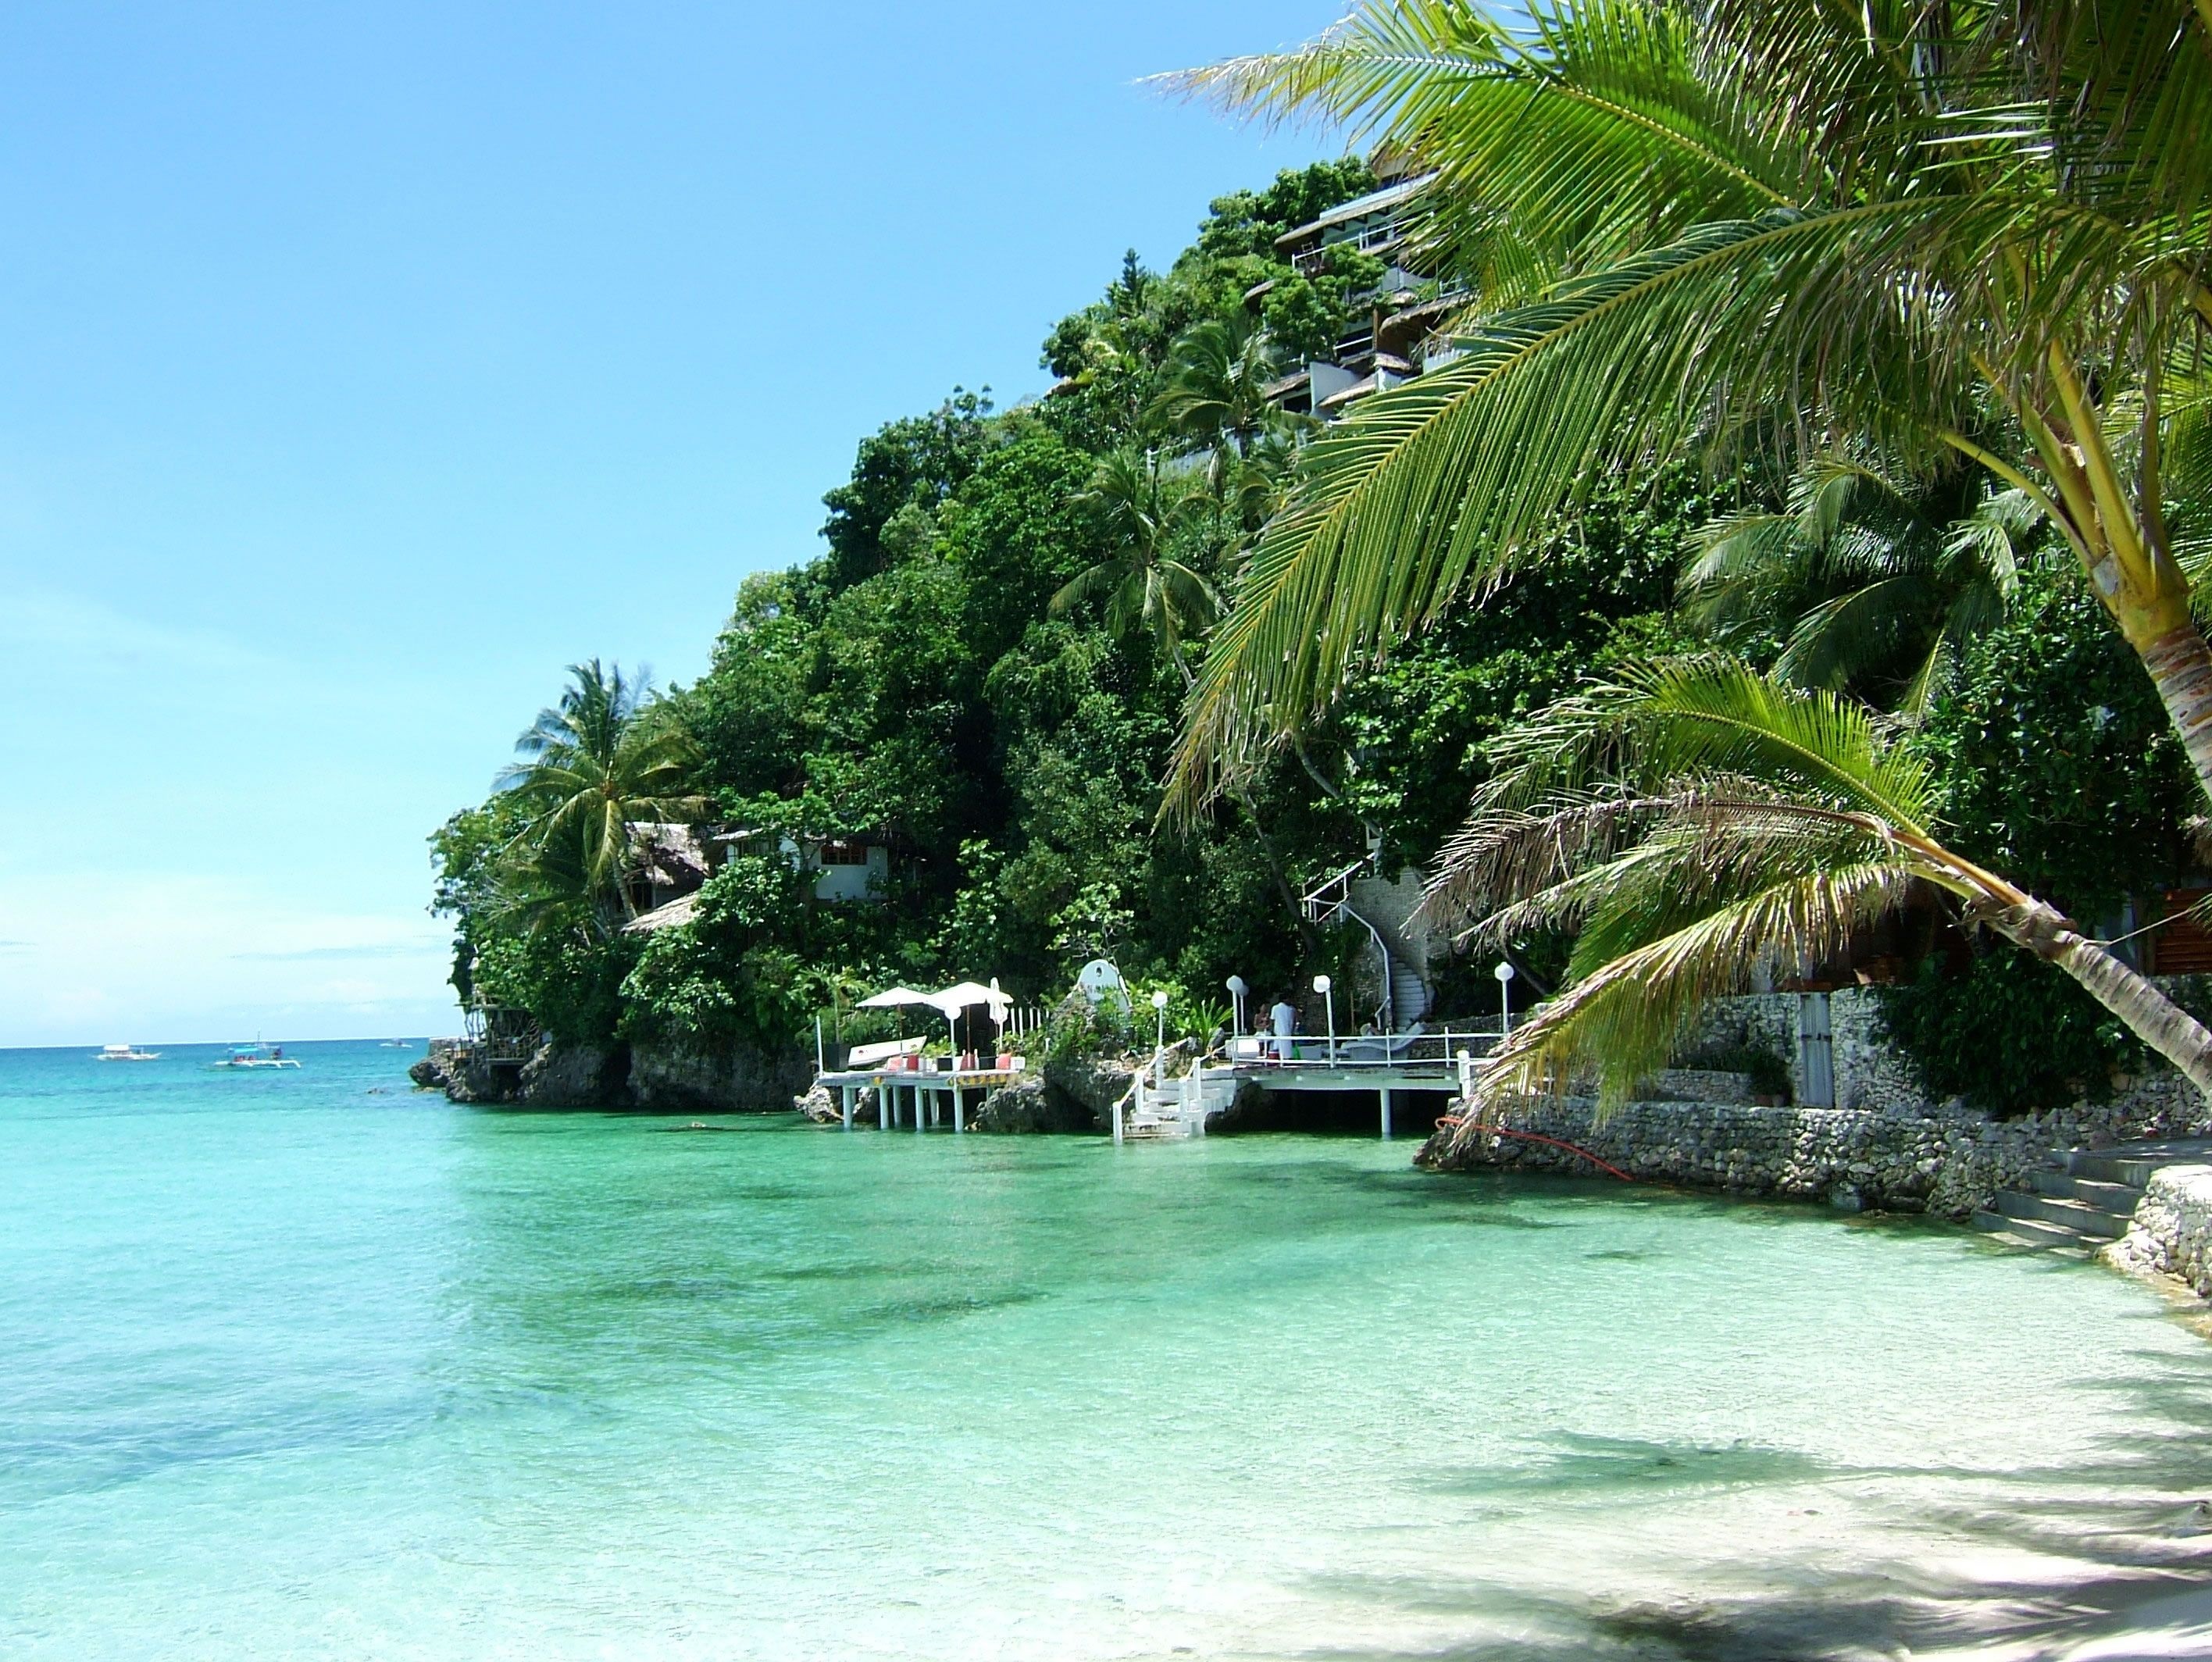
[434,127,2212,1113]
[1868,570,2201,1111]
[433,162,1707,1056]
[1911,571,2196,923]
[1876,954,2142,1116]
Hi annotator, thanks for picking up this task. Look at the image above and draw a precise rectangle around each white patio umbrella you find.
[856,986,938,1051]
[925,982,1011,1063]
[856,987,937,1010]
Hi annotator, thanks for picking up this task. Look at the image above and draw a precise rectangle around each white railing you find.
[1226,1024,1503,1068]
[1300,861,1400,1032]
[1291,222,1405,274]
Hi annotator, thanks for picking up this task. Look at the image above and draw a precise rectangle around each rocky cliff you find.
[414,1035,806,1113]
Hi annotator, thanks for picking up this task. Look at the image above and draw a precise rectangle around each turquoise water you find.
[7,1042,2212,1660]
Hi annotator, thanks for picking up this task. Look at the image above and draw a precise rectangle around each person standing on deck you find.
[1269,996,1297,1062]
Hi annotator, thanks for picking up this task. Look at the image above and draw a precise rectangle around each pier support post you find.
[841,1086,854,1132]
[878,1082,889,1132]
[953,1086,965,1133]
[1379,1086,1393,1140]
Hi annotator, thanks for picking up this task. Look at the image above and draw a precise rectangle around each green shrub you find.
[1875,953,2139,1117]
[1673,1040,1793,1099]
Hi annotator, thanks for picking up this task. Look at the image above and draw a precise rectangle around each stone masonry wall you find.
[2107,1166,2212,1296]
[1423,1073,2212,1220]
[1684,988,1924,1112]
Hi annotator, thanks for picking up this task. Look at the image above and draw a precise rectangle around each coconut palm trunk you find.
[2138,624,2212,807]
[2028,919,2212,1098]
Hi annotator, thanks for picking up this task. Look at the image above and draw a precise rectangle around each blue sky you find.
[0,2,1345,1046]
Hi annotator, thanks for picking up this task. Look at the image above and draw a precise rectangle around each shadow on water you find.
[1420,1432,1843,1498]
[1304,1409,2212,1661]
[1291,1553,2211,1662]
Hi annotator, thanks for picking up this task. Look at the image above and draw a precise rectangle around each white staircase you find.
[1390,960,1430,1026]
[1300,861,1435,1032]
[1112,1065,1238,1141]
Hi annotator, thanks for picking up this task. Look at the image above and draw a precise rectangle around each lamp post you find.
[1151,988,1170,1081]
[1226,975,1248,1036]
[1314,973,1335,1063]
[1494,960,1516,1037]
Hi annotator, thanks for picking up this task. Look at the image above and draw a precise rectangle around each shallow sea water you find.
[5,1040,2212,1660]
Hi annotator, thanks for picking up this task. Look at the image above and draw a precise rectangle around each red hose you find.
[1436,1115,1639,1182]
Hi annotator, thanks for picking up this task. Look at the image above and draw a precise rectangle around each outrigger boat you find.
[214,1043,301,1070]
[95,1043,161,1061]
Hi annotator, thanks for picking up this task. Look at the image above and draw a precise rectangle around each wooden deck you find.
[815,1067,1019,1132]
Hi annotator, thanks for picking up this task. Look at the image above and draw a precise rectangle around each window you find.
[817,840,868,866]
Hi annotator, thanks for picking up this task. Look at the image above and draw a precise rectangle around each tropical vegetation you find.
[1155,0,2212,1122]
[432,0,2212,1118]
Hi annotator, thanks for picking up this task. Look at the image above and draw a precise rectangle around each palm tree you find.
[1147,312,1289,491]
[495,660,710,932]
[1160,0,2212,810]
[1684,452,2039,714]
[1050,449,1222,684]
[1420,658,2212,1133]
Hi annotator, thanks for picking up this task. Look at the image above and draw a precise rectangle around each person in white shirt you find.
[1269,997,1297,1061]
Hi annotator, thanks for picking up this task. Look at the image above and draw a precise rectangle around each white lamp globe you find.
[1151,989,1171,1011]
[1312,973,1332,993]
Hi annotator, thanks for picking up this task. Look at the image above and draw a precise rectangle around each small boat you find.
[95,1043,161,1061]
[213,1043,302,1070]
[379,1040,413,1049]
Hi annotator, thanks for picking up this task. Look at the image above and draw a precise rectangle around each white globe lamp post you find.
[1313,972,1335,1062]
[1494,960,1517,1037]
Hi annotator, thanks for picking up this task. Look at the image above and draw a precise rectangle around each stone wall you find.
[2107,1166,2212,1296]
[1683,988,1925,1112]
[1423,1075,2212,1220]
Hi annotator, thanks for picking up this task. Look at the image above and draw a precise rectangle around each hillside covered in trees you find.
[430,152,2199,1110]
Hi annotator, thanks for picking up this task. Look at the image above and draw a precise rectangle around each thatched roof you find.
[623,891,701,934]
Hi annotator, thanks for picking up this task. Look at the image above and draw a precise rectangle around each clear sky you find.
[0,2,1346,1047]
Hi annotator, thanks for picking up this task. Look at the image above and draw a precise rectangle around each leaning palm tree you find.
[1422,658,2212,1145]
[1685,451,2040,714]
[495,661,710,932]
[1160,0,2212,810]
[1051,449,1222,684]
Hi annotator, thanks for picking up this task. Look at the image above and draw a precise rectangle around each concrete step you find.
[2029,1169,2143,1213]
[2067,1140,2212,1187]
[1975,1210,2097,1252]
[1993,1189,2131,1239]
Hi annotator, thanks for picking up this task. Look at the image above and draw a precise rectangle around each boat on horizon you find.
[95,1043,161,1061]
[213,1043,301,1070]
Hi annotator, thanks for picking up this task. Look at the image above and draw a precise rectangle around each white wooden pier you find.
[809,1023,1504,1143]
[814,1064,1022,1133]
